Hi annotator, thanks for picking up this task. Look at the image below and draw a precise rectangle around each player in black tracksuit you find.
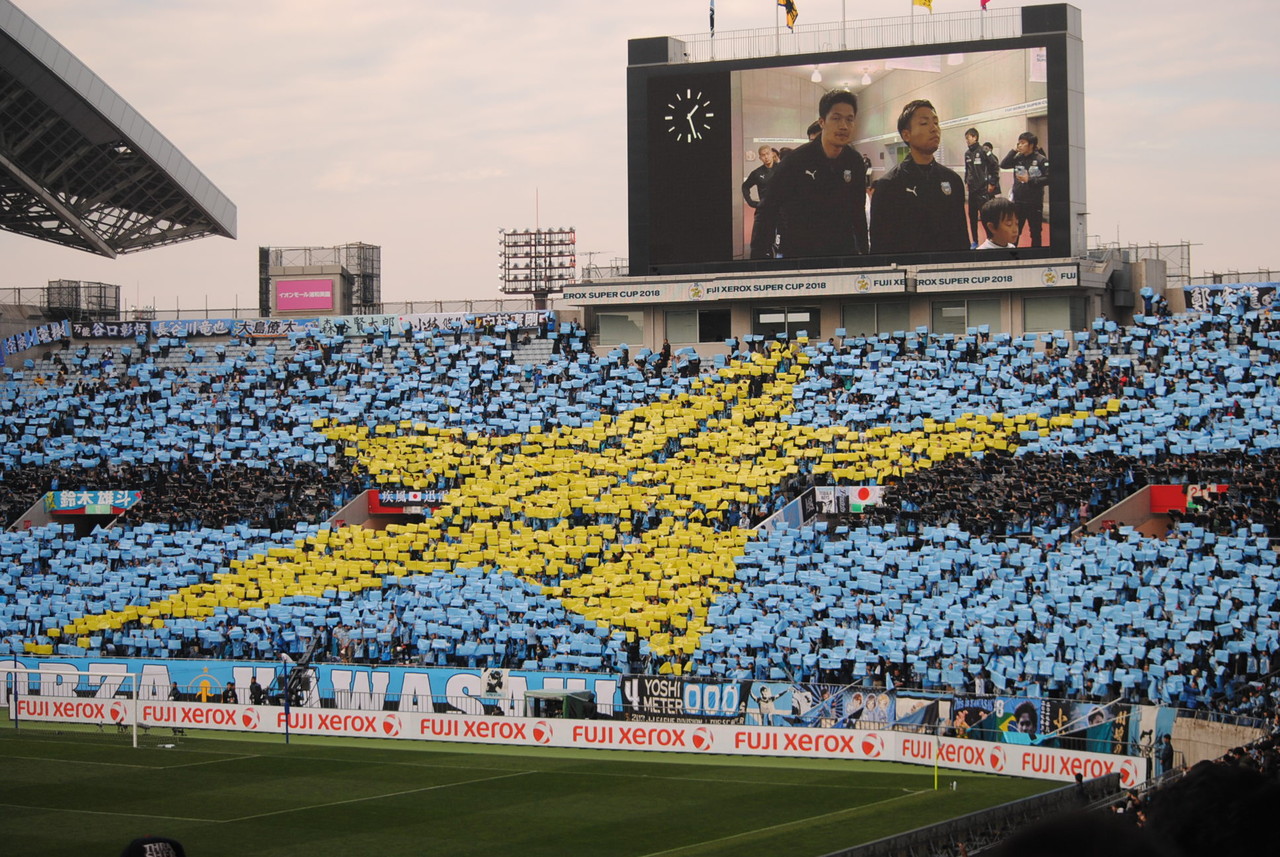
[1000,132,1050,248]
[963,128,1000,246]
[741,146,779,209]
[870,100,969,255]
[749,90,867,260]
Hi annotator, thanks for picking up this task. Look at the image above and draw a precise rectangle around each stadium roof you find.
[0,0,236,259]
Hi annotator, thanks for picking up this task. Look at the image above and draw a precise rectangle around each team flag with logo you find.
[778,0,798,30]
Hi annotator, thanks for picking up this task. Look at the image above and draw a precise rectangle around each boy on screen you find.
[749,89,868,261]
[977,197,1019,249]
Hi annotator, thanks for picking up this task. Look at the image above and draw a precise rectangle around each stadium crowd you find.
[0,292,1277,721]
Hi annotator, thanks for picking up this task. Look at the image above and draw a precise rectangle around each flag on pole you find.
[778,0,798,30]
[710,0,715,36]
[914,0,934,11]
[981,0,991,9]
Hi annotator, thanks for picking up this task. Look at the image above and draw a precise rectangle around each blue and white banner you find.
[70,321,150,341]
[1183,282,1276,314]
[151,318,240,338]
[2,320,71,356]
[0,656,621,716]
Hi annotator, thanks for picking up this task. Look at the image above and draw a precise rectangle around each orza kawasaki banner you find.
[5,697,1146,787]
[0,657,623,716]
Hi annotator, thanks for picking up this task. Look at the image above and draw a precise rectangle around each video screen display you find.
[274,278,334,312]
[629,36,1070,275]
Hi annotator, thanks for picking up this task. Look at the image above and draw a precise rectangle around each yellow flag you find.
[914,0,933,10]
[777,0,798,30]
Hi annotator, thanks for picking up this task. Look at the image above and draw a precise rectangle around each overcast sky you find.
[2,0,1276,313]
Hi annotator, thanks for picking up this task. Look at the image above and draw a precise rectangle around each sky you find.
[1,0,1277,314]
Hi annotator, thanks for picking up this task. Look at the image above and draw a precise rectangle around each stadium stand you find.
[1,293,1278,722]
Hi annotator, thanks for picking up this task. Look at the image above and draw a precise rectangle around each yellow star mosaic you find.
[44,343,1123,668]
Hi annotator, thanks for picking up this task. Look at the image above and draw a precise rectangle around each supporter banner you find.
[2,320,70,357]
[953,695,1043,743]
[915,264,1080,293]
[1149,484,1228,514]
[756,486,819,535]
[398,310,551,334]
[562,271,906,306]
[815,485,885,514]
[231,318,320,339]
[151,319,239,339]
[621,675,748,723]
[311,315,398,336]
[44,490,142,514]
[69,320,150,341]
[369,489,448,515]
[1182,282,1276,314]
[744,682,896,729]
[950,694,1141,752]
[3,696,1146,786]
[1041,699,1137,755]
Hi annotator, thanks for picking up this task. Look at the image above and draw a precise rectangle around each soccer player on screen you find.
[748,89,868,260]
[869,99,969,254]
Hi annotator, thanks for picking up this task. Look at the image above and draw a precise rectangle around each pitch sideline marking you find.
[0,802,219,823]
[632,788,932,857]
[164,754,261,769]
[0,754,156,769]
[224,770,533,823]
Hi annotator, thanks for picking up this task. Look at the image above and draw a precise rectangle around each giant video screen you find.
[628,34,1072,275]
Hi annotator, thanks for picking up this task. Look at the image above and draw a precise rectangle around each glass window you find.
[597,311,644,346]
[1023,296,1087,332]
[931,301,968,336]
[842,301,909,336]
[665,310,698,344]
[753,306,819,340]
[842,303,877,337]
[667,309,732,343]
[968,299,1002,332]
[932,299,1001,335]
[878,302,910,334]
[699,309,732,342]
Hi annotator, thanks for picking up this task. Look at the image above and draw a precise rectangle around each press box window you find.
[595,311,644,346]
[752,306,819,340]
[1023,295,1087,332]
[842,301,909,336]
[666,308,732,343]
[931,299,1000,336]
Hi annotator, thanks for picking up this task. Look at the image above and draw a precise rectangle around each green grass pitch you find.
[0,724,1054,857]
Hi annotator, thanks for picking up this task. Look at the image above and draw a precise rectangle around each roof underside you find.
[0,1,236,258]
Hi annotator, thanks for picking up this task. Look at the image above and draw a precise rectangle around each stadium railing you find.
[819,773,1121,857]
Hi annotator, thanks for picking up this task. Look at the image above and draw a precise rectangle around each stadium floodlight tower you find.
[499,227,576,309]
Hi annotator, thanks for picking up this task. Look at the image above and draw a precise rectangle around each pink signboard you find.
[275,279,334,311]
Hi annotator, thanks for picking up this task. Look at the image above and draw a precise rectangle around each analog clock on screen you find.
[664,89,715,143]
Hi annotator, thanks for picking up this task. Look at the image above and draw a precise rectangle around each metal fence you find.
[821,774,1121,857]
[670,8,1022,65]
